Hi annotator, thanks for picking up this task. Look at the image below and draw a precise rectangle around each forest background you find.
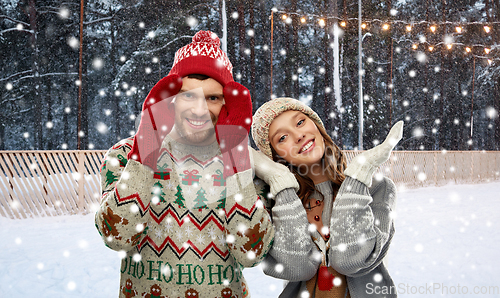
[1,0,500,151]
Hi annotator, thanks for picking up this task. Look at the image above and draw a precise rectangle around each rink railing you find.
[0,150,499,219]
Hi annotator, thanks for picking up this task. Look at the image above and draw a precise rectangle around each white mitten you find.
[250,147,299,196]
[344,121,404,187]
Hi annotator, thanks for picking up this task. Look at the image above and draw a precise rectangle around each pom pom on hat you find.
[251,97,324,159]
[168,30,233,86]
[191,30,220,46]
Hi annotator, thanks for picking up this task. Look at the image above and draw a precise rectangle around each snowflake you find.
[293,227,310,248]
[295,235,310,248]
[361,212,372,227]
[217,235,226,246]
[164,221,174,233]
[207,226,217,240]
[344,214,357,234]
[175,230,183,241]
[155,229,164,239]
[196,234,205,245]
[342,211,372,235]
[165,180,174,188]
[276,226,287,244]
[185,226,193,237]
[186,16,198,28]
[184,187,193,195]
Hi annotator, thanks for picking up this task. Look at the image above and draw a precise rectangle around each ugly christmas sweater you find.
[263,177,397,298]
[95,135,274,298]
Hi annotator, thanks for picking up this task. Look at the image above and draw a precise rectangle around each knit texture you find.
[261,178,397,298]
[262,188,320,282]
[251,97,324,159]
[95,136,274,298]
[329,177,397,298]
[250,147,299,196]
[168,30,233,86]
[343,121,403,187]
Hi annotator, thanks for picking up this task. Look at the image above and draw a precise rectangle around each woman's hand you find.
[250,147,299,196]
[344,121,403,187]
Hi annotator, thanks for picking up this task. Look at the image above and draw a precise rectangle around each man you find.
[95,31,275,298]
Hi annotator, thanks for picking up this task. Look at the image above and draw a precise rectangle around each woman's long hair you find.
[272,120,346,203]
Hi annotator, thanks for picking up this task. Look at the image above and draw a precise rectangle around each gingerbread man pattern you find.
[143,284,167,298]
[101,205,128,240]
[237,217,266,257]
[185,288,199,297]
[121,279,138,298]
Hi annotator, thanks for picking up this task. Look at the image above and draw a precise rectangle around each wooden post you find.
[470,56,476,138]
[77,0,85,149]
[77,151,86,213]
[270,10,274,98]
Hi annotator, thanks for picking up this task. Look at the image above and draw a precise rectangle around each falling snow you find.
[1,182,499,296]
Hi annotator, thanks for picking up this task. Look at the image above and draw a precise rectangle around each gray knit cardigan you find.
[262,176,397,298]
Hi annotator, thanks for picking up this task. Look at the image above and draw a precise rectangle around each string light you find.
[273,10,498,61]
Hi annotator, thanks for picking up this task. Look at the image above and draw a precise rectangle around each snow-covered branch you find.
[0,94,25,106]
[0,15,29,27]
[0,70,32,82]
[39,72,78,78]
[0,28,34,35]
[84,16,115,26]
[18,107,33,114]
[84,1,147,26]
[6,72,78,83]
[132,35,192,56]
[111,35,192,87]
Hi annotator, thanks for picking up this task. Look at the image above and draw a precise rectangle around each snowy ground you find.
[1,181,499,297]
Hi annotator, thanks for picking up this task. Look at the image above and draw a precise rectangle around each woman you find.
[250,97,402,298]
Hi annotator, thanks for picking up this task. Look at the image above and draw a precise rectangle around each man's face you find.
[170,77,224,146]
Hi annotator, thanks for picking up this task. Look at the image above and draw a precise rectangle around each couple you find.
[95,30,402,298]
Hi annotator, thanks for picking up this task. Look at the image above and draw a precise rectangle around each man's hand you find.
[128,75,183,170]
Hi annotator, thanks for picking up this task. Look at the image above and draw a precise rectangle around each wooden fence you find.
[0,150,499,219]
[0,150,104,219]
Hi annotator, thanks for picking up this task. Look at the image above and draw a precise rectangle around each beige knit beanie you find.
[251,97,324,159]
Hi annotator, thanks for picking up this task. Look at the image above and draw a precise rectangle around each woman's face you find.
[269,110,325,168]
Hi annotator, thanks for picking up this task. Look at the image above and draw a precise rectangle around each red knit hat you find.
[168,30,233,86]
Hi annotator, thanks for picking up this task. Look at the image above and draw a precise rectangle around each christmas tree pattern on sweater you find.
[95,136,274,298]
